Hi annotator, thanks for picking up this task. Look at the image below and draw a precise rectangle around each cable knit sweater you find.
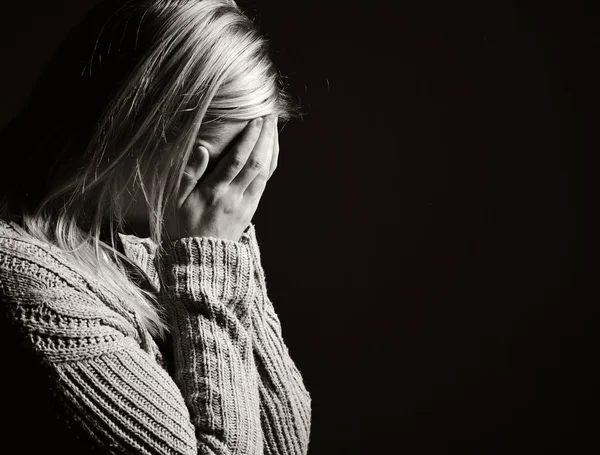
[0,217,311,454]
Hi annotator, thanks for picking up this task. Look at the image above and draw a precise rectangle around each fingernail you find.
[255,117,264,126]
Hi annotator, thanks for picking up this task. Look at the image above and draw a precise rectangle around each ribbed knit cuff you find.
[160,228,256,312]
[237,223,269,292]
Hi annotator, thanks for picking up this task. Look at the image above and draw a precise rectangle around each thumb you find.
[177,145,209,208]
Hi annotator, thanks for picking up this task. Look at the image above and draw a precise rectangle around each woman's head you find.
[0,0,296,336]
[4,0,294,235]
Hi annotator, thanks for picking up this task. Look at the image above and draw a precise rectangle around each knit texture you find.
[0,218,311,454]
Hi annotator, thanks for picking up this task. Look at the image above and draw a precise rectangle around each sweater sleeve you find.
[1,242,261,454]
[238,225,312,455]
[156,235,263,454]
[2,280,199,454]
[118,224,312,453]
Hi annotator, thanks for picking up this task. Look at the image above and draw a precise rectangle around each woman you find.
[0,0,311,453]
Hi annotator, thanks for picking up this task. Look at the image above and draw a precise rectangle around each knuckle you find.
[222,201,236,215]
[205,188,223,206]
[230,156,246,171]
[246,185,260,197]
[248,158,263,170]
[222,192,243,214]
[256,169,269,181]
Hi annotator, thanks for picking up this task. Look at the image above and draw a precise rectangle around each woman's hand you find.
[164,114,279,243]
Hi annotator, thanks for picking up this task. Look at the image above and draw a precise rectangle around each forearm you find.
[158,235,263,454]
[119,224,312,453]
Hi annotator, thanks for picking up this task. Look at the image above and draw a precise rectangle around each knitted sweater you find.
[0,217,311,454]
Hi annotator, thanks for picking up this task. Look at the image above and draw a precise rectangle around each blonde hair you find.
[0,0,297,338]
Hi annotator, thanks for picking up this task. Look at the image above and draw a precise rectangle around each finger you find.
[244,116,276,196]
[268,118,279,180]
[177,145,209,208]
[232,115,276,191]
[203,117,264,188]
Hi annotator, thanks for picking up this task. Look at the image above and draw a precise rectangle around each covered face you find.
[195,119,251,177]
[121,119,253,238]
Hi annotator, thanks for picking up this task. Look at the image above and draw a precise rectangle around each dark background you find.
[0,1,593,454]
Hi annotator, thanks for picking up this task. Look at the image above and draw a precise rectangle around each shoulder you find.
[0,218,142,359]
[0,218,90,292]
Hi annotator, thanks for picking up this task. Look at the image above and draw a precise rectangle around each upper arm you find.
[2,279,199,454]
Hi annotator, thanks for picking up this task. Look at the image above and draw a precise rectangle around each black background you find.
[0,1,593,454]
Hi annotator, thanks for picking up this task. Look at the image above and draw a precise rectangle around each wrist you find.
[159,234,256,309]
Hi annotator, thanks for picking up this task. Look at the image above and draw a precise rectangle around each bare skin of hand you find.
[164,114,279,243]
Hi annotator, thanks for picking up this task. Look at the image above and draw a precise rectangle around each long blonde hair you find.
[0,0,297,338]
